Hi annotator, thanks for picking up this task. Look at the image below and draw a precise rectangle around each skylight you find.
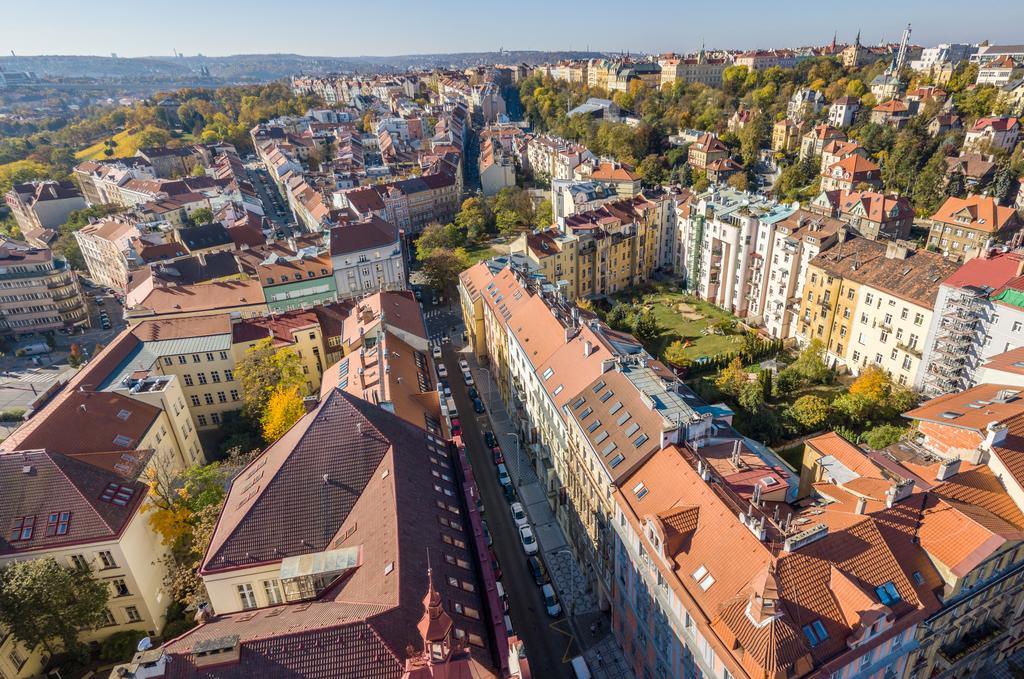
[112,434,133,447]
[580,407,593,420]
[116,409,131,420]
[592,380,606,393]
[624,422,640,437]
[698,574,716,591]
[633,433,649,448]
[802,620,828,646]
[600,390,614,403]
[542,367,554,380]
[100,483,135,506]
[572,396,587,409]
[609,453,625,468]
[601,441,617,456]
[594,431,610,444]
[587,419,601,433]
[633,482,648,500]
[875,581,901,605]
[608,401,623,415]
[692,565,708,581]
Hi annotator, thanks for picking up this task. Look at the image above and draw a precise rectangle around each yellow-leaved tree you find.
[261,385,306,443]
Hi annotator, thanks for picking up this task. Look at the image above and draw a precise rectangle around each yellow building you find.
[511,196,660,301]
[772,119,804,153]
[796,235,959,385]
[231,310,328,395]
[0,449,171,679]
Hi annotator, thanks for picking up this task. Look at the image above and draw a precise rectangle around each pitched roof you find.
[329,216,400,256]
[929,195,1022,233]
[0,449,150,556]
[902,383,1024,432]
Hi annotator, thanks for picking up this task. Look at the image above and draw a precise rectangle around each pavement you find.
[244,163,295,233]
[443,339,633,678]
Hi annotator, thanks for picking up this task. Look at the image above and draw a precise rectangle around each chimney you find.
[885,478,915,508]
[583,340,593,357]
[854,496,867,514]
[983,421,1008,450]
[935,458,962,481]
[885,241,909,260]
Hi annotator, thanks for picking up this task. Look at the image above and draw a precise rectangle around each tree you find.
[0,558,110,657]
[913,149,951,215]
[738,381,766,410]
[495,209,524,236]
[993,161,1015,205]
[261,385,306,442]
[849,365,891,404]
[454,197,489,241]
[862,424,907,450]
[788,339,831,385]
[235,337,304,419]
[416,222,462,259]
[67,343,84,368]
[637,154,669,185]
[605,302,632,331]
[663,340,691,368]
[188,207,214,225]
[534,198,553,229]
[788,394,831,431]
[945,170,967,199]
[715,357,748,398]
[631,308,661,343]
[831,391,874,427]
[421,247,472,293]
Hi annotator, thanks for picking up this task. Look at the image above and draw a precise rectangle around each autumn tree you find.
[261,385,306,442]
[715,357,748,398]
[420,247,472,293]
[235,338,304,419]
[0,558,110,658]
[787,394,831,431]
[663,340,691,368]
[534,198,553,229]
[188,207,214,225]
[849,365,892,403]
[455,197,489,241]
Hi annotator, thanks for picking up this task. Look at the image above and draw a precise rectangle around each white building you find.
[328,216,406,299]
[910,43,978,71]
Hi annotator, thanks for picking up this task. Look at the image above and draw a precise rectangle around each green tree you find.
[421,247,472,293]
[631,308,661,343]
[605,302,633,331]
[188,206,214,225]
[637,154,669,185]
[946,170,967,199]
[831,391,874,427]
[787,338,831,385]
[0,558,110,657]
[913,149,951,215]
[416,222,462,259]
[534,198,553,229]
[455,197,489,241]
[738,381,766,410]
[788,394,831,431]
[862,424,907,450]
[235,337,304,419]
[663,340,691,368]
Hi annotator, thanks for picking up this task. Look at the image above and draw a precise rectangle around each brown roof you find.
[132,314,232,342]
[929,195,1022,234]
[982,347,1024,377]
[0,389,161,456]
[903,383,1024,432]
[131,279,266,316]
[0,448,150,556]
[329,216,400,256]
[809,236,959,307]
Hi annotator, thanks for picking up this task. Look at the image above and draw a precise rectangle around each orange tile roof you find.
[929,194,1022,233]
[903,383,1024,432]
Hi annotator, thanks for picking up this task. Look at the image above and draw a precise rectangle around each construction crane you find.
[891,23,912,75]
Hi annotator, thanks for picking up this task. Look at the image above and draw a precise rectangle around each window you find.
[9,515,34,541]
[802,619,829,646]
[190,395,201,407]
[211,371,221,383]
[70,554,89,571]
[100,483,135,506]
[914,312,924,326]
[197,372,208,385]
[225,369,234,381]
[46,511,71,536]
[124,606,142,622]
[204,394,214,405]
[1014,321,1023,333]
[183,374,194,387]
[98,550,117,569]
[197,415,208,426]
[875,581,901,605]
[218,391,227,403]
[263,579,284,605]
[101,608,117,626]
[111,578,130,597]
[230,389,240,401]
[9,648,27,671]
[237,583,257,610]
[192,354,201,363]
[211,413,221,425]
[163,357,172,366]
[178,355,188,365]
[220,351,229,360]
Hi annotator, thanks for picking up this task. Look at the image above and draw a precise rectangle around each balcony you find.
[938,621,1005,666]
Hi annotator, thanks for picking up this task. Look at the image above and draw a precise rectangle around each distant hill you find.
[0,51,606,82]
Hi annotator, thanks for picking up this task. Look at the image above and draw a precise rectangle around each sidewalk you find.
[461,345,631,675]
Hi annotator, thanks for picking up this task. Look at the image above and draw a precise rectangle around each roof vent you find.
[21,465,33,474]
[783,523,828,552]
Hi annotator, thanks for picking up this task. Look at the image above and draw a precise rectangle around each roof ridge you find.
[47,450,134,534]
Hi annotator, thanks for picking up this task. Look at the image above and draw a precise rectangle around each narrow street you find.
[244,163,294,234]
[442,344,576,678]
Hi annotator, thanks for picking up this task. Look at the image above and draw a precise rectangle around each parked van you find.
[495,581,509,612]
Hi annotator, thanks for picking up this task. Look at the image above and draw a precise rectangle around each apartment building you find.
[677,188,796,318]
[687,133,729,170]
[0,238,89,336]
[328,216,406,300]
[963,116,1021,153]
[73,158,157,206]
[919,250,1024,396]
[479,137,517,196]
[75,218,142,291]
[551,180,618,222]
[820,153,882,192]
[511,196,661,301]
[927,194,1024,262]
[759,210,844,339]
[574,161,642,197]
[334,173,458,234]
[657,53,729,87]
[787,87,825,122]
[4,181,86,244]
[827,95,861,128]
[809,188,914,241]
[0,450,171,679]
[799,124,846,160]
[772,119,803,153]
[524,135,592,180]
[796,236,959,385]
[236,237,337,311]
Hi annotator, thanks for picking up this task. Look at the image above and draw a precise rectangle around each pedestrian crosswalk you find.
[1,369,66,384]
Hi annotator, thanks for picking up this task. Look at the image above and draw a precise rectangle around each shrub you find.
[161,618,195,640]
[100,630,148,662]
[862,424,907,450]
[0,408,26,422]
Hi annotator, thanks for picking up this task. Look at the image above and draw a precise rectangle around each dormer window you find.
[875,581,900,605]
[802,619,828,647]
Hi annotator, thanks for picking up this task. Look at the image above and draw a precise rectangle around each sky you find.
[3,0,1022,58]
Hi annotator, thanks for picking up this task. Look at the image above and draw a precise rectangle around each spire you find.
[855,29,861,47]
[417,562,454,663]
[746,561,783,626]
[831,31,837,51]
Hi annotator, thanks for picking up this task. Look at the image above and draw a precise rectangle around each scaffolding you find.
[923,286,986,397]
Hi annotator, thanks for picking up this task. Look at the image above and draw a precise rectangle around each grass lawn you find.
[613,287,745,361]
[75,129,139,161]
[464,243,500,264]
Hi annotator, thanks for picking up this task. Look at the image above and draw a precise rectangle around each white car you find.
[432,345,442,359]
[542,583,561,617]
[519,525,538,555]
[463,370,475,386]
[458,359,470,372]
[510,502,528,528]
[497,463,511,488]
[436,363,448,379]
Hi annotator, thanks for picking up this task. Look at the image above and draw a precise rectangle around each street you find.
[443,343,577,678]
[244,162,296,234]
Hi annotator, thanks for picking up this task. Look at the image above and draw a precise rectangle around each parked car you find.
[489,551,502,581]
[438,381,451,397]
[473,398,486,414]
[484,431,497,448]
[450,418,462,436]
[497,463,511,488]
[432,345,442,359]
[463,370,475,386]
[414,290,423,301]
[496,581,509,612]
[436,362,448,379]
[526,555,548,586]
[467,386,479,400]
[510,502,528,528]
[492,447,504,465]
[542,583,561,617]
[481,519,492,546]
[518,525,538,555]
[458,359,470,372]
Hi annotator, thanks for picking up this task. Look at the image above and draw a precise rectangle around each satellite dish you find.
[137,636,153,652]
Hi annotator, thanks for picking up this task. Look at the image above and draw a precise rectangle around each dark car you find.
[489,551,502,581]
[526,556,548,586]
[468,386,479,400]
[95,298,105,306]
[484,431,497,448]
[481,519,492,546]
[473,398,485,414]
[493,448,504,465]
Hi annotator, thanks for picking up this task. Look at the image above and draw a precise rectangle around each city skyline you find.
[3,0,1022,59]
